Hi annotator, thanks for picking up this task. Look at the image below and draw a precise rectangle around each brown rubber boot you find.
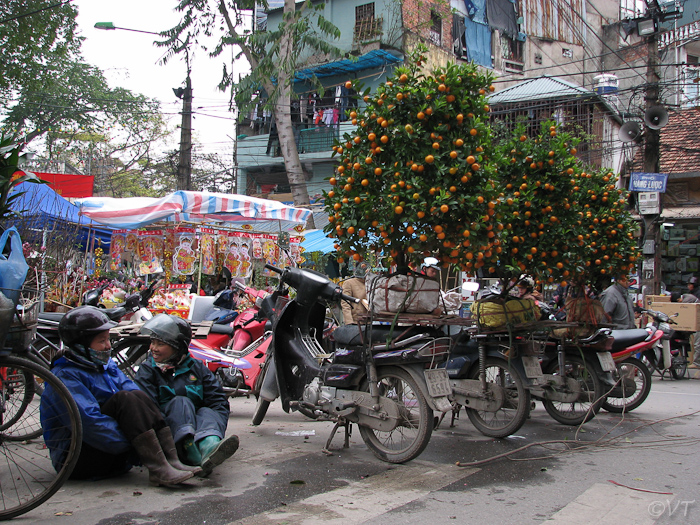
[156,427,203,476]
[132,429,194,487]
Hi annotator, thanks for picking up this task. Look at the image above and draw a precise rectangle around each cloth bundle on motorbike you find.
[473,297,540,330]
[366,273,441,314]
[558,296,610,338]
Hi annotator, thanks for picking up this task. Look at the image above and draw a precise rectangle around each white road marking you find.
[542,483,673,525]
[229,460,477,524]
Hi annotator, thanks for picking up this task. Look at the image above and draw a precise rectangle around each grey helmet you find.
[140,314,192,356]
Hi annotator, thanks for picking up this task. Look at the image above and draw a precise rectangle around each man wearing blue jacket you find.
[40,306,200,486]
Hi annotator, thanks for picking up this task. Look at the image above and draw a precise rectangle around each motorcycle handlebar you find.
[265,264,283,274]
[340,292,360,304]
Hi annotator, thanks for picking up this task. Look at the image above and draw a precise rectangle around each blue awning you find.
[294,49,403,82]
[300,229,336,254]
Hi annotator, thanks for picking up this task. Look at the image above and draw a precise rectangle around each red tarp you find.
[34,172,94,198]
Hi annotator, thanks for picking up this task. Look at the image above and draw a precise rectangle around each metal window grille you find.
[429,12,442,46]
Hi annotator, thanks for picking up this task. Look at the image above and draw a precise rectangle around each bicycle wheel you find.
[601,357,652,413]
[0,355,82,520]
[112,341,150,380]
[0,363,42,440]
[465,357,531,438]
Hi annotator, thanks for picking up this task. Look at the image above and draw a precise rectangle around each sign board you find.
[630,172,668,192]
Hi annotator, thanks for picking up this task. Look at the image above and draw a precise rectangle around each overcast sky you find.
[74,0,250,158]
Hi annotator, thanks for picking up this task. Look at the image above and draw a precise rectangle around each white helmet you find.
[422,257,440,271]
[519,276,535,290]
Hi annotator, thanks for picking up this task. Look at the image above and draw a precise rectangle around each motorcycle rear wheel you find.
[465,357,530,438]
[358,367,433,464]
[543,355,603,425]
[601,357,652,413]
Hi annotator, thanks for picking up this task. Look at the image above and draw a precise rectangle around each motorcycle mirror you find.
[125,293,140,310]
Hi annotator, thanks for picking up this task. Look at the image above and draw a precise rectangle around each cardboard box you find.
[645,295,671,307]
[649,302,700,331]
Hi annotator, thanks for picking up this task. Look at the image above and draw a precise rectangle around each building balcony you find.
[237,122,354,169]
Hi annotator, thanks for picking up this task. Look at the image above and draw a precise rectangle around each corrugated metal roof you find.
[489,75,593,104]
[294,50,402,82]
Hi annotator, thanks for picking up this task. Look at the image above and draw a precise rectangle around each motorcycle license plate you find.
[521,356,544,379]
[424,369,452,397]
[597,352,616,372]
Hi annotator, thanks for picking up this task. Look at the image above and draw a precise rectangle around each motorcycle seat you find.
[210,324,234,336]
[333,324,430,346]
[39,312,65,323]
[103,307,127,321]
[610,329,650,351]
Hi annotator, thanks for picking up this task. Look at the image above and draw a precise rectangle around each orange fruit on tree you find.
[440,204,449,213]
[425,155,435,164]
[470,128,478,136]
[399,73,408,83]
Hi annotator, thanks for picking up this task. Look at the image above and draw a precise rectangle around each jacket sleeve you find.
[134,361,160,405]
[195,361,230,424]
[56,368,132,454]
[107,360,140,392]
[341,280,355,324]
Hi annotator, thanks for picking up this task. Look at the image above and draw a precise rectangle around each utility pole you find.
[643,28,662,295]
[175,75,193,191]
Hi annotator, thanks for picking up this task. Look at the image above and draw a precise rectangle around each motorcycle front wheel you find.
[358,367,433,464]
[251,354,273,426]
[465,357,530,438]
[601,356,652,413]
[543,355,603,425]
[670,345,688,380]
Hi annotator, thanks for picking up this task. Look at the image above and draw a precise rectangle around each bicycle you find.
[0,287,82,521]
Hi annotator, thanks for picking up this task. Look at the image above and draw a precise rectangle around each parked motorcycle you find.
[187,282,274,396]
[638,309,690,380]
[599,323,663,413]
[254,264,453,464]
[33,280,159,363]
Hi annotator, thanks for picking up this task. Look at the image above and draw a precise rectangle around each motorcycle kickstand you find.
[322,417,352,456]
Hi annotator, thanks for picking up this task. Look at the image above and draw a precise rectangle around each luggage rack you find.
[356,311,475,328]
[110,320,213,339]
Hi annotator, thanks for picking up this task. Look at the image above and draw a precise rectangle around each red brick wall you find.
[401,0,453,54]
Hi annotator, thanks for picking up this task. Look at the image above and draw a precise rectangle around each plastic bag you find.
[0,227,29,304]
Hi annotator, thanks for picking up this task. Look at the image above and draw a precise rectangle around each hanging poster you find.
[137,230,163,275]
[199,228,217,276]
[223,236,241,277]
[173,227,197,276]
[125,231,138,253]
[109,230,127,271]
[252,236,264,259]
[238,237,252,278]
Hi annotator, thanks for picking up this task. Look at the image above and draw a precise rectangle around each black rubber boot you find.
[156,427,203,476]
[132,429,194,487]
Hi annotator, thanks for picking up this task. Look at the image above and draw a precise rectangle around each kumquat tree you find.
[323,48,639,292]
[496,122,639,291]
[323,48,500,270]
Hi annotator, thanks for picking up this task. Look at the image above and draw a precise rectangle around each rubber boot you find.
[182,436,202,466]
[198,434,239,476]
[131,429,194,487]
[156,427,203,476]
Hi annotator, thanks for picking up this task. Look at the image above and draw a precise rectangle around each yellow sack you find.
[474,297,540,330]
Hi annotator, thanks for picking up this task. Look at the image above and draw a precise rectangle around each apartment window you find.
[355,3,382,42]
[429,11,442,46]
[684,55,700,107]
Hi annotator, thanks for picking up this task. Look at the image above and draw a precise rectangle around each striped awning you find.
[76,191,312,229]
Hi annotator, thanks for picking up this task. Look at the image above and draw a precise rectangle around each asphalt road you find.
[16,370,700,525]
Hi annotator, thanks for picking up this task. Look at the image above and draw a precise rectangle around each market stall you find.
[76,191,314,316]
